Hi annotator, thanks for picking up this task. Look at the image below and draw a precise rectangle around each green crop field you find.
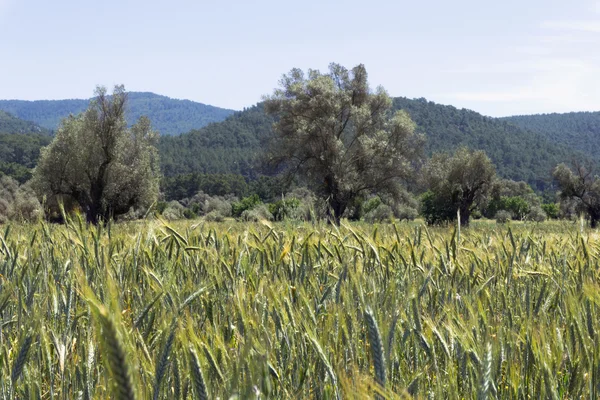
[0,217,599,399]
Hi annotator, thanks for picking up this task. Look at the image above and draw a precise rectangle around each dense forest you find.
[392,98,581,191]
[0,92,234,136]
[0,111,52,183]
[503,111,600,164]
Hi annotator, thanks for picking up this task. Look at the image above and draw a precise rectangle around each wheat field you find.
[0,216,598,399]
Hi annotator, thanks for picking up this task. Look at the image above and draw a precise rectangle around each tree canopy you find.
[422,147,496,226]
[264,63,424,223]
[32,85,160,224]
[553,162,600,228]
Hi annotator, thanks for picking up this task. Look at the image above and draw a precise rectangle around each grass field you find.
[0,216,599,399]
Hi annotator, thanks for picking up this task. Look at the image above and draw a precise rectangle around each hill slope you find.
[160,98,579,191]
[0,112,52,182]
[0,92,235,136]
[502,112,600,163]
[0,110,50,135]
[159,103,273,178]
[393,98,579,190]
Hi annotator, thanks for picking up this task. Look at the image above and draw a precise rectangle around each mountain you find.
[392,98,580,191]
[159,103,273,177]
[502,112,600,164]
[0,92,235,136]
[0,112,52,183]
[159,98,580,192]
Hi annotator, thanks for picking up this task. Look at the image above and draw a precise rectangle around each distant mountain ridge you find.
[0,92,236,136]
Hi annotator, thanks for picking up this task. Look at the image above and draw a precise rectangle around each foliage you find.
[495,209,512,223]
[231,194,261,218]
[240,204,273,222]
[395,97,579,191]
[0,176,43,223]
[542,203,560,219]
[0,218,599,398]
[264,63,424,223]
[158,104,273,178]
[553,162,600,228]
[422,147,496,226]
[504,111,600,166]
[268,197,301,221]
[32,85,161,224]
[0,92,234,136]
[526,205,547,222]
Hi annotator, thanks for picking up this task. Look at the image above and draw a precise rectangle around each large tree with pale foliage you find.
[422,147,496,226]
[264,63,424,224]
[33,85,160,223]
[553,162,600,228]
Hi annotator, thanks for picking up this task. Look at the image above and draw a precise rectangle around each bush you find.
[395,205,418,221]
[162,200,185,220]
[204,210,225,222]
[541,203,559,219]
[240,204,273,222]
[269,198,301,221]
[0,177,43,223]
[526,206,547,222]
[363,203,393,223]
[232,194,261,218]
[420,191,455,225]
[495,210,512,224]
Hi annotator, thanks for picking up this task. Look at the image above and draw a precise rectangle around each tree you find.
[553,162,600,228]
[264,63,423,224]
[33,85,160,224]
[422,148,495,226]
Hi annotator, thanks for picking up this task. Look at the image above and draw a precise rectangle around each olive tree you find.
[553,162,600,228]
[264,63,423,224]
[422,147,495,226]
[33,85,160,224]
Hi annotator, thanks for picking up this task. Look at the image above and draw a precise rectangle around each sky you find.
[0,0,599,117]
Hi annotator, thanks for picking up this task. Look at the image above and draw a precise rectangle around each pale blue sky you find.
[0,0,599,116]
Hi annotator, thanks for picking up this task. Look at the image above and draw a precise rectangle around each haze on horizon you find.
[0,0,599,117]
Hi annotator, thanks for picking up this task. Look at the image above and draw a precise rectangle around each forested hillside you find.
[159,103,274,177]
[503,112,600,162]
[0,110,50,135]
[0,92,235,136]
[392,98,579,190]
[160,98,579,192]
[0,111,52,183]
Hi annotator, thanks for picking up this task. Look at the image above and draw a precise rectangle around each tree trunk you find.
[459,205,471,227]
[327,197,347,226]
[591,214,599,229]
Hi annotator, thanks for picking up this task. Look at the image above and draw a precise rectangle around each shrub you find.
[162,201,185,220]
[420,191,455,225]
[495,210,512,224]
[269,198,302,221]
[240,204,273,222]
[363,204,393,223]
[526,206,547,222]
[204,210,225,222]
[541,203,559,219]
[232,194,261,218]
[395,205,418,221]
